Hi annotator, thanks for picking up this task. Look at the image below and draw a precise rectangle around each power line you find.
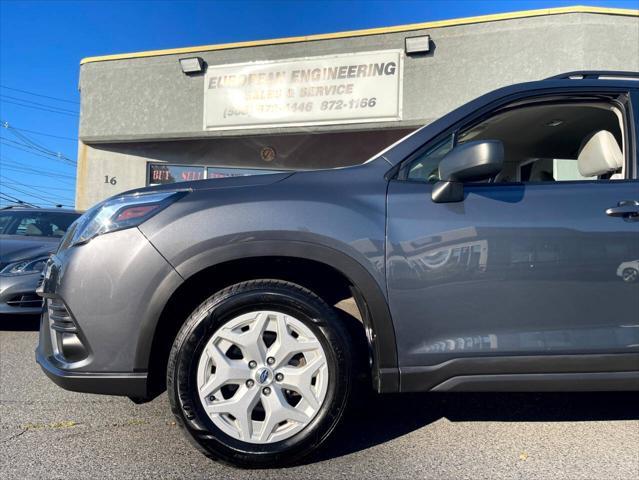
[2,165,74,183]
[0,192,39,208]
[0,156,76,182]
[3,130,57,157]
[0,138,77,166]
[0,85,79,105]
[0,124,77,141]
[0,175,74,192]
[0,181,73,192]
[2,127,65,158]
[0,94,79,114]
[0,98,79,117]
[1,122,76,164]
[0,163,76,181]
[0,196,69,209]
[0,165,76,184]
[0,190,49,208]
[1,138,76,165]
[3,182,74,201]
[2,183,74,207]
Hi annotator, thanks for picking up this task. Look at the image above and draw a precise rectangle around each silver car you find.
[0,207,81,315]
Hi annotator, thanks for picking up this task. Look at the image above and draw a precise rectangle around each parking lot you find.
[1,315,638,480]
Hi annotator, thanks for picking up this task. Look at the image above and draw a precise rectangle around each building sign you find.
[148,164,206,184]
[203,50,403,130]
[147,163,280,185]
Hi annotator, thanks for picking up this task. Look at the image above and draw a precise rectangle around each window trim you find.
[394,91,636,184]
[629,90,639,179]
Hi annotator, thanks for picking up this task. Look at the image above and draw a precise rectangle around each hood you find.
[119,172,295,196]
[0,235,59,265]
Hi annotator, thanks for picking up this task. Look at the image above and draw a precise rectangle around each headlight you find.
[70,190,187,246]
[0,255,49,276]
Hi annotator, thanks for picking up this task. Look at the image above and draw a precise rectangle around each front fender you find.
[138,239,399,393]
[137,163,398,391]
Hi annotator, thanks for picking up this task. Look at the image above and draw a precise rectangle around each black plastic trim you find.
[546,71,639,80]
[431,372,639,392]
[401,353,639,392]
[36,349,148,397]
[142,239,400,393]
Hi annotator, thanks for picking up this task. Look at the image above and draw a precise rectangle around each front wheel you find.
[622,268,638,283]
[167,280,354,468]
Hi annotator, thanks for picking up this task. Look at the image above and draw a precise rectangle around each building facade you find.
[75,6,639,209]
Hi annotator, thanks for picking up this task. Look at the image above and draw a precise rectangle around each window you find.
[518,158,596,182]
[206,167,281,179]
[404,99,626,184]
[15,217,37,235]
[148,164,206,185]
[0,211,80,237]
[147,163,281,185]
[0,215,11,234]
[406,133,454,182]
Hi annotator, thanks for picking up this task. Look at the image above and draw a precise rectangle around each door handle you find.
[606,200,639,219]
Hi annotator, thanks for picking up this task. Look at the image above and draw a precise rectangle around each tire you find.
[622,268,638,283]
[167,279,354,468]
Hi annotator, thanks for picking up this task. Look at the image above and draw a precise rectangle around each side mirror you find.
[432,140,504,203]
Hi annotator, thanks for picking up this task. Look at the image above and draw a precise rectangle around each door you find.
[386,96,639,369]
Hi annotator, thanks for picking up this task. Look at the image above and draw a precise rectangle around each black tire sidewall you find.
[168,282,351,467]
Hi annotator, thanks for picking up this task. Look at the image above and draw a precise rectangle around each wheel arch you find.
[137,241,399,399]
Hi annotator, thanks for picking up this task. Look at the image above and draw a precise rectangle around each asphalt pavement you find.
[1,315,638,479]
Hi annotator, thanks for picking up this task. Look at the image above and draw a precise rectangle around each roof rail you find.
[547,71,639,80]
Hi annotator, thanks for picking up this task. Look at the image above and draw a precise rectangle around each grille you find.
[6,294,43,308]
[48,299,77,333]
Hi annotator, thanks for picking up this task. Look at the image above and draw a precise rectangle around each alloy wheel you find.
[196,310,329,444]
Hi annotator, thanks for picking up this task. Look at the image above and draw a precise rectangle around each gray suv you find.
[37,72,639,467]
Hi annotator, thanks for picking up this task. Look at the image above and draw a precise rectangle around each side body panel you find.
[387,180,639,369]
[386,83,639,391]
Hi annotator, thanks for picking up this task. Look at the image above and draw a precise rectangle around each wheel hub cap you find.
[196,310,329,444]
[256,367,273,386]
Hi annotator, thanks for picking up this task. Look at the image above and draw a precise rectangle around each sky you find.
[1,0,638,208]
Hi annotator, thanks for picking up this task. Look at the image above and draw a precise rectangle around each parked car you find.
[37,72,639,468]
[0,207,81,315]
[617,260,639,282]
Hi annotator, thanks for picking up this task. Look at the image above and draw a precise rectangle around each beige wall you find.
[75,142,147,209]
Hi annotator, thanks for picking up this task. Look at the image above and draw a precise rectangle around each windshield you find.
[0,210,81,238]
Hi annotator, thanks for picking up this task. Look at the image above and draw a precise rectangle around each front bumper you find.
[36,227,183,397]
[0,272,43,315]
[36,346,148,396]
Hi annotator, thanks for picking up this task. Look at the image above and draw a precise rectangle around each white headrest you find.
[577,130,623,177]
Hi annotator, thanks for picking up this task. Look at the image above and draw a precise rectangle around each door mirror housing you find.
[432,140,504,203]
